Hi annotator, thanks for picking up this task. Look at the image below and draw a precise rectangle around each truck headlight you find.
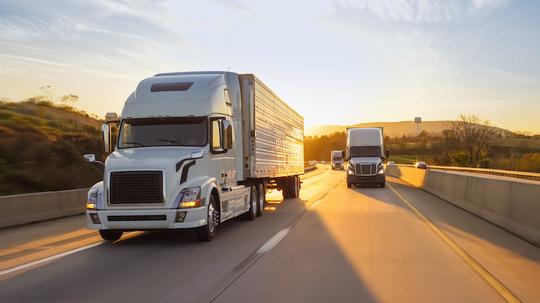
[176,187,201,208]
[378,164,384,174]
[347,166,355,175]
[87,188,99,210]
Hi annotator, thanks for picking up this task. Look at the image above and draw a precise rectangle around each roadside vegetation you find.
[305,114,540,173]
[0,97,103,196]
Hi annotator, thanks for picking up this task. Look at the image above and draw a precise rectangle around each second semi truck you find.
[345,127,388,188]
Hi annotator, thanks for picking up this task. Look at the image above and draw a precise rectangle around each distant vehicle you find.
[414,162,428,169]
[331,150,344,170]
[345,127,389,188]
[386,161,395,166]
[84,71,304,242]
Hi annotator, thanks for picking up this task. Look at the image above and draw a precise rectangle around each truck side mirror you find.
[221,120,233,150]
[83,153,105,169]
[84,154,96,162]
[385,150,390,159]
[102,123,112,154]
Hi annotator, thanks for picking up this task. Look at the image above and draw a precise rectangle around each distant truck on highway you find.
[345,127,388,188]
[84,71,304,242]
[330,150,344,170]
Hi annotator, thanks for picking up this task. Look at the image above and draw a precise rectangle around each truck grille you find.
[355,164,377,176]
[110,171,163,204]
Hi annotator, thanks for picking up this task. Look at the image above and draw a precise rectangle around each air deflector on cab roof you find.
[151,82,193,92]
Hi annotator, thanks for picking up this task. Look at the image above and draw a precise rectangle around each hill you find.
[306,120,515,138]
[0,100,103,196]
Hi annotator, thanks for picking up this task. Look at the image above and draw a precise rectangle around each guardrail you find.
[397,164,540,182]
[304,166,317,173]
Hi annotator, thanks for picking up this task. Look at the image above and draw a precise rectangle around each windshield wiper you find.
[122,141,146,147]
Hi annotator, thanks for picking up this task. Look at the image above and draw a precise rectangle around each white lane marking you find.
[309,199,322,209]
[0,242,102,277]
[257,228,290,254]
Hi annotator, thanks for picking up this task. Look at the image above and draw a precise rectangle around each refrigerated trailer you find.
[84,71,304,241]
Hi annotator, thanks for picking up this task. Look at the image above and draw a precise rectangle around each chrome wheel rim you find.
[251,187,257,215]
[258,185,264,210]
[208,203,217,233]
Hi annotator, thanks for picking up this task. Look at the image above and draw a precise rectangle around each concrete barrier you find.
[387,165,540,246]
[0,189,87,228]
[304,166,317,173]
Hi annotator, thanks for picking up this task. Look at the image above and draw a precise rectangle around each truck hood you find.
[106,147,201,170]
[104,147,205,207]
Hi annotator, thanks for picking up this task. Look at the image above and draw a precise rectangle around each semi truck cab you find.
[331,150,344,170]
[345,128,388,188]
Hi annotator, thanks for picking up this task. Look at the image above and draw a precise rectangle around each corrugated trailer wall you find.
[240,74,304,179]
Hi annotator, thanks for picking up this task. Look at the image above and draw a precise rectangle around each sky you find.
[0,0,539,133]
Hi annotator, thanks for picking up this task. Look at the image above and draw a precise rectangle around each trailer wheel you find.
[256,183,265,217]
[292,176,300,198]
[99,230,123,242]
[197,195,218,241]
[243,185,257,221]
[282,178,291,199]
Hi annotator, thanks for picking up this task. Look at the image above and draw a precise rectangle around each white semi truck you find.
[345,127,388,188]
[84,71,304,241]
[330,150,344,170]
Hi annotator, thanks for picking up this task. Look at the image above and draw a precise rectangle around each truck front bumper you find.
[347,173,386,185]
[86,206,207,230]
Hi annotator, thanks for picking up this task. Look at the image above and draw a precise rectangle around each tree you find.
[452,114,496,167]
[60,94,79,107]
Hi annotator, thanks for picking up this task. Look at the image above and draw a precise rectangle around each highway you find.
[1,166,539,302]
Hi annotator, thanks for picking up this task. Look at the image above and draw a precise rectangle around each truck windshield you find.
[349,146,381,157]
[118,117,207,148]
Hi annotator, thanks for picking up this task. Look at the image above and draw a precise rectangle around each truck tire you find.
[380,182,386,188]
[197,195,218,241]
[347,183,352,188]
[99,230,123,242]
[292,176,300,198]
[243,185,257,221]
[282,178,291,199]
[256,183,265,217]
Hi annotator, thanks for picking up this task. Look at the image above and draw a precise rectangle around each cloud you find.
[331,0,512,24]
[211,0,249,10]
[0,0,181,80]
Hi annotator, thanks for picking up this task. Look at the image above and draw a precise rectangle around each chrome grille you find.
[354,163,377,176]
[109,171,163,204]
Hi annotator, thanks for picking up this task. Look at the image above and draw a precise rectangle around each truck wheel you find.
[256,183,265,217]
[244,185,257,221]
[282,178,291,199]
[347,183,352,189]
[380,182,386,188]
[197,195,218,241]
[99,230,123,242]
[293,176,300,198]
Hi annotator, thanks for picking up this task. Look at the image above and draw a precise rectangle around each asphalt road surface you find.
[1,166,539,302]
